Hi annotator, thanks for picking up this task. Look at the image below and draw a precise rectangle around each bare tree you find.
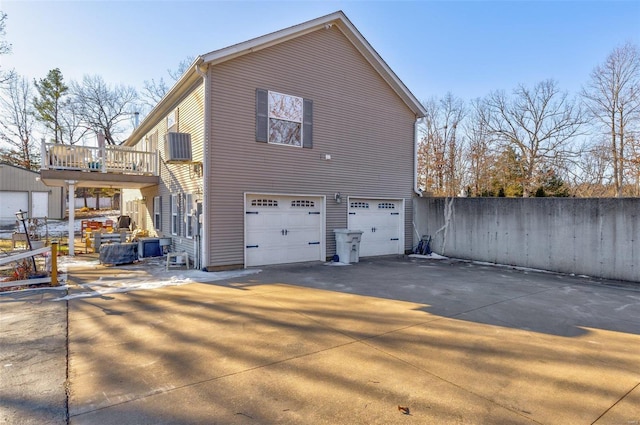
[71,75,138,145]
[570,140,615,197]
[582,42,640,197]
[417,93,465,196]
[464,98,497,196]
[141,55,195,109]
[58,99,91,145]
[167,55,195,81]
[0,75,37,169]
[482,80,584,197]
[0,12,14,86]
[141,77,169,108]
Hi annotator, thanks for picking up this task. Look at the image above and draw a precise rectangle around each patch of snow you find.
[52,268,261,301]
[409,253,448,260]
[324,261,351,266]
[0,210,120,239]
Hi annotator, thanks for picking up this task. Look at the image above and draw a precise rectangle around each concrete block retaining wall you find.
[413,197,639,283]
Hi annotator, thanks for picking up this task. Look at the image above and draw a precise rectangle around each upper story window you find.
[269,91,303,146]
[167,109,177,133]
[256,89,312,148]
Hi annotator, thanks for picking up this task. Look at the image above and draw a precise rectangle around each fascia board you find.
[129,10,427,146]
[201,11,426,118]
[200,11,345,65]
[333,17,427,118]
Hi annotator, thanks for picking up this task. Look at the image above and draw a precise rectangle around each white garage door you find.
[0,191,28,220]
[31,192,49,218]
[245,194,324,267]
[348,198,403,257]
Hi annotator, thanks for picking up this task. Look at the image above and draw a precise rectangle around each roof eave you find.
[201,11,426,118]
[130,11,426,143]
[126,58,203,146]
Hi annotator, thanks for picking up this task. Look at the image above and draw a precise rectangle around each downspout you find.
[413,117,423,197]
[412,117,424,247]
[195,60,210,270]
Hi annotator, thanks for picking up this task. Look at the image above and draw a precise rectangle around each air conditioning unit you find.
[165,132,192,162]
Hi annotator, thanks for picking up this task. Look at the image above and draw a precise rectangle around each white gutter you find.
[195,60,210,270]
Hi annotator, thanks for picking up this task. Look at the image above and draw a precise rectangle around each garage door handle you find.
[281,229,289,236]
[391,212,399,215]
[349,212,356,215]
[246,245,259,248]
[308,241,320,245]
[246,211,258,215]
[308,211,320,215]
[390,238,399,241]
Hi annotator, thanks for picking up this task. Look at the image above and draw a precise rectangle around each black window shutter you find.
[303,98,313,149]
[256,89,268,143]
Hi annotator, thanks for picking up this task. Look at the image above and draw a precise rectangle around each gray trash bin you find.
[334,229,364,263]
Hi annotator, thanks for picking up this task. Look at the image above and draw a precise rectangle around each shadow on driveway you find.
[63,255,640,424]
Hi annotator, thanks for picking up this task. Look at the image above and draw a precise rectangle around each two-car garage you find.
[244,193,404,267]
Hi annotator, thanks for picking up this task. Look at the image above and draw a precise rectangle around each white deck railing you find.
[41,141,158,175]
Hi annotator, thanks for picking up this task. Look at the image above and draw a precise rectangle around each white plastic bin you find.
[334,229,364,264]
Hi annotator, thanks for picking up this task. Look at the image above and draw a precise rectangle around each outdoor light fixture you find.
[334,192,342,204]
[15,209,37,272]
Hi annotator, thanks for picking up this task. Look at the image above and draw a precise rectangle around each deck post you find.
[67,181,76,256]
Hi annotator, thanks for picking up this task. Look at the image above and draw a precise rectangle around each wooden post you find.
[51,241,58,286]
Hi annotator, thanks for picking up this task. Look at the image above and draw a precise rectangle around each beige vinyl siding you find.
[132,82,205,259]
[207,26,416,266]
[0,164,65,219]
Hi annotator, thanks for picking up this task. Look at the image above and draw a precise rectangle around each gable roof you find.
[0,162,39,175]
[200,11,426,117]
[129,11,425,144]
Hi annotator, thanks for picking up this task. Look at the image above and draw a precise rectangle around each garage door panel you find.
[245,195,324,267]
[31,192,49,218]
[348,199,402,257]
[0,191,28,220]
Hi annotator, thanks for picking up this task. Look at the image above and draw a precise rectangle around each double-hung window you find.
[171,194,178,235]
[185,193,194,239]
[256,89,312,148]
[167,109,177,133]
[153,196,161,231]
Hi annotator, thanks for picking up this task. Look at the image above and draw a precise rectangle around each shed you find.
[0,163,65,221]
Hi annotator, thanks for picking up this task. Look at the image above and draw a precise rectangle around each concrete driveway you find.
[3,255,640,424]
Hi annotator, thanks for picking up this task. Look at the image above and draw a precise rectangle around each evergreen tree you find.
[539,168,570,197]
[33,68,68,144]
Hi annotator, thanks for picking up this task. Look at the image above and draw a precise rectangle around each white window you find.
[148,131,157,152]
[256,89,312,148]
[268,91,303,147]
[133,200,140,230]
[185,193,194,239]
[167,110,177,133]
[171,194,178,235]
[153,196,161,231]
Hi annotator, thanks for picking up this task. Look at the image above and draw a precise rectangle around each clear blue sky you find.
[2,0,639,105]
